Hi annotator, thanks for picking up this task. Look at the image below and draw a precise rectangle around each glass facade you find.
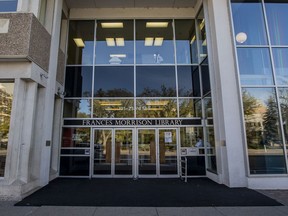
[231,0,288,174]
[0,82,14,177]
[61,7,216,177]
[0,0,18,12]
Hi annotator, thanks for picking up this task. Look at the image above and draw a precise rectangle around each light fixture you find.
[73,38,85,47]
[105,108,122,111]
[116,38,125,46]
[190,35,196,44]
[236,32,247,44]
[147,108,164,111]
[146,100,169,106]
[101,22,123,28]
[146,22,168,28]
[99,101,122,106]
[154,37,164,46]
[110,54,127,58]
[145,37,154,46]
[106,38,115,46]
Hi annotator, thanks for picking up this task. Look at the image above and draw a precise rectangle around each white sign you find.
[164,132,172,143]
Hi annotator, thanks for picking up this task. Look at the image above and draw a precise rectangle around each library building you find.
[1,0,288,200]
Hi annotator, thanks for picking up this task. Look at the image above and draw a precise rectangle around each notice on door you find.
[164,132,172,143]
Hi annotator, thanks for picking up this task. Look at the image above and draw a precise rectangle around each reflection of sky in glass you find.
[231,2,267,45]
[136,66,176,97]
[176,41,192,64]
[79,99,91,115]
[273,48,288,85]
[242,88,276,106]
[136,41,175,64]
[95,41,134,64]
[266,3,288,45]
[82,41,94,65]
[0,1,17,12]
[237,48,273,85]
[94,66,134,96]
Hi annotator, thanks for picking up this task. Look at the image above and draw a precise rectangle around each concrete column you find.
[5,79,26,184]
[39,0,63,186]
[204,0,247,187]
[50,97,62,179]
[18,81,38,183]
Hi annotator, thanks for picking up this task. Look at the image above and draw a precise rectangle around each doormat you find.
[15,178,282,207]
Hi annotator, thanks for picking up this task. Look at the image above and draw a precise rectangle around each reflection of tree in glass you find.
[95,88,133,97]
[242,90,264,149]
[138,85,176,97]
[179,100,195,117]
[93,100,133,118]
[137,99,177,118]
[263,96,280,147]
[278,89,288,143]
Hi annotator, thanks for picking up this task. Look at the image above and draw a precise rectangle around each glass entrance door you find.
[137,128,179,177]
[93,129,133,177]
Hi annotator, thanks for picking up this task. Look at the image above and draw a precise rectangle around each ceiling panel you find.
[134,0,174,8]
[65,0,95,8]
[174,0,198,8]
[94,0,134,8]
[65,0,198,9]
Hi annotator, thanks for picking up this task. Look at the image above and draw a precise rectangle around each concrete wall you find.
[0,13,51,72]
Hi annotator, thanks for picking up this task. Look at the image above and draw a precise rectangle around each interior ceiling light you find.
[145,37,154,46]
[154,37,164,46]
[146,100,169,106]
[236,32,247,44]
[106,38,115,47]
[146,22,169,28]
[101,22,123,28]
[190,35,196,44]
[110,54,127,58]
[116,38,125,46]
[73,38,85,47]
[99,101,122,106]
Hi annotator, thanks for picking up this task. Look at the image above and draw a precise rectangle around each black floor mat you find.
[15,178,282,207]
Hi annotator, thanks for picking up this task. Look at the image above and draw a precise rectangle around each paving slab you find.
[29,206,97,216]
[157,207,225,216]
[93,207,158,216]
[258,190,288,206]
[0,206,38,216]
[274,206,288,215]
[216,207,287,216]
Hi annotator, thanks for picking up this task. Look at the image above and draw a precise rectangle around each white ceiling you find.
[65,0,198,9]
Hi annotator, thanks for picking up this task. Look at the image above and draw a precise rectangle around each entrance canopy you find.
[65,0,198,9]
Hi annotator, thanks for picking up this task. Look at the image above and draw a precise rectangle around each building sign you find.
[64,119,202,126]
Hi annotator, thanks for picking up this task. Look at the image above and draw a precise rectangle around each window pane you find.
[0,1,17,12]
[265,1,288,45]
[237,48,273,85]
[273,48,288,85]
[63,99,91,118]
[278,88,288,158]
[179,99,201,118]
[197,8,208,62]
[204,96,213,118]
[136,66,176,97]
[178,66,200,97]
[136,20,174,64]
[231,0,268,45]
[93,99,134,118]
[136,99,177,118]
[95,20,134,65]
[242,88,286,174]
[67,21,95,65]
[201,62,210,95]
[94,66,134,97]
[175,20,198,64]
[60,156,90,176]
[0,83,14,177]
[62,128,90,148]
[65,66,93,97]
[206,127,217,172]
